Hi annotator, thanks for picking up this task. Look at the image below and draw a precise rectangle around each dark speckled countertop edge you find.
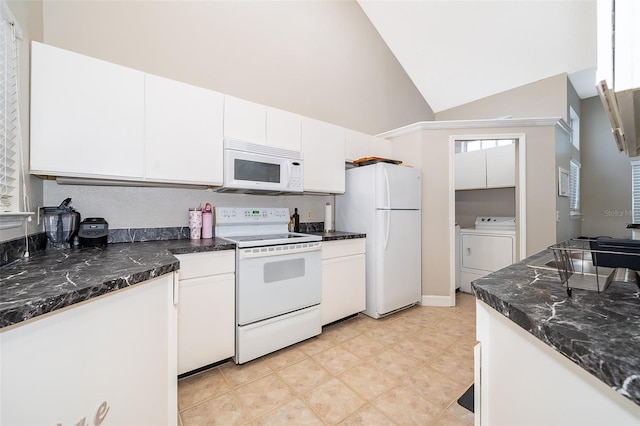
[0,233,365,330]
[472,249,640,407]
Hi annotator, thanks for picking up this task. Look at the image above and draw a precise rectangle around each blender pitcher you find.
[42,198,81,248]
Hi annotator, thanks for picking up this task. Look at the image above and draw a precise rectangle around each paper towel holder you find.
[324,202,333,233]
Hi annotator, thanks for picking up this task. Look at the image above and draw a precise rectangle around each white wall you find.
[435,74,569,122]
[41,0,433,136]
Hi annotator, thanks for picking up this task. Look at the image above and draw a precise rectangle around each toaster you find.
[78,217,109,248]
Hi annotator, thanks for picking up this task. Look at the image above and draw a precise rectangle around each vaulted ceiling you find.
[357,0,597,114]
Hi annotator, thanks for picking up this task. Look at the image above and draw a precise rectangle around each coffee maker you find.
[42,198,81,248]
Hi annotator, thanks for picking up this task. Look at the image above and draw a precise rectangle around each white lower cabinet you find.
[321,239,366,325]
[175,251,235,375]
[0,274,177,425]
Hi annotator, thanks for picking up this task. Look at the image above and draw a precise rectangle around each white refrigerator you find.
[335,162,422,318]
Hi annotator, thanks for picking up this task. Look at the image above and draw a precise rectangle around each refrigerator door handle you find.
[383,168,391,209]
[384,210,391,250]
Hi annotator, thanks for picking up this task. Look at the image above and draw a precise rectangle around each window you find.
[569,106,580,151]
[632,160,640,224]
[460,139,515,153]
[0,12,19,212]
[569,160,581,215]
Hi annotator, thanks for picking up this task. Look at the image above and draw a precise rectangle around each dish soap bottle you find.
[293,208,300,233]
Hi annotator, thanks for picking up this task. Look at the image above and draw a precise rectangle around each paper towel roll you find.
[324,202,333,232]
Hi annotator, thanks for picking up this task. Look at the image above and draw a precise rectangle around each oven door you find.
[237,242,321,325]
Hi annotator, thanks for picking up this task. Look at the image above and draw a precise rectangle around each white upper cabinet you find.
[223,95,267,144]
[345,129,370,162]
[369,136,392,159]
[345,130,392,162]
[597,0,640,91]
[30,42,145,179]
[302,117,346,193]
[145,74,224,185]
[266,107,302,151]
[455,144,515,190]
[485,143,516,188]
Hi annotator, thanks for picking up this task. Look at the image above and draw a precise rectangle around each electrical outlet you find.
[306,210,313,220]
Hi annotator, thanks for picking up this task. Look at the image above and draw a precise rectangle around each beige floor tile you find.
[297,334,337,356]
[180,391,251,426]
[446,399,475,425]
[337,404,396,426]
[394,338,443,363]
[177,295,479,425]
[235,373,296,419]
[253,398,324,425]
[339,363,398,401]
[263,345,308,371]
[312,345,361,376]
[365,323,408,345]
[219,359,273,387]
[277,358,332,394]
[368,347,421,379]
[178,367,230,411]
[322,318,365,343]
[429,352,474,386]
[432,411,473,426]
[399,366,469,408]
[340,334,387,359]
[304,377,366,424]
[373,385,443,425]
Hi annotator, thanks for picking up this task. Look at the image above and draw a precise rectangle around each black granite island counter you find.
[472,249,640,425]
[0,238,235,329]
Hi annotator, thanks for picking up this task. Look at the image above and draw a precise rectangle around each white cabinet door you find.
[223,95,266,144]
[176,251,235,375]
[145,74,224,185]
[345,129,370,162]
[178,273,235,374]
[454,150,487,190]
[369,136,392,159]
[30,42,145,179]
[1,274,177,425]
[266,107,301,151]
[485,144,515,188]
[321,239,366,325]
[461,234,515,272]
[302,117,346,193]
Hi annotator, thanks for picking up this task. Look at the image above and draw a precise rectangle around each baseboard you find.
[420,294,455,307]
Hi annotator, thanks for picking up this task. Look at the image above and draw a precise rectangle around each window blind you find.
[632,160,640,223]
[0,17,18,212]
[569,160,581,213]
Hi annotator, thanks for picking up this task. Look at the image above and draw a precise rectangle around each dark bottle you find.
[293,208,300,233]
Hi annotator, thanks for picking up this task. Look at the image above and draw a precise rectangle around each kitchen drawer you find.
[175,251,235,280]
[321,239,366,260]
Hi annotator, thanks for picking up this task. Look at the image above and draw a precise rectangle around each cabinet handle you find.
[466,247,471,256]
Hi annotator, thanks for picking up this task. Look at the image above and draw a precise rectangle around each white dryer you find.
[459,217,516,294]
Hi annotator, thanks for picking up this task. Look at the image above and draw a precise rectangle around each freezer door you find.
[375,163,422,210]
[374,209,421,315]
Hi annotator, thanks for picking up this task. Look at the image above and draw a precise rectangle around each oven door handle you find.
[239,243,321,259]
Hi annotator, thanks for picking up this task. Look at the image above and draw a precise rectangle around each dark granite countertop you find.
[0,231,364,331]
[0,238,234,330]
[310,231,366,241]
[472,249,640,406]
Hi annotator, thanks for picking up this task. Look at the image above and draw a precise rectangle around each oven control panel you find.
[215,207,290,224]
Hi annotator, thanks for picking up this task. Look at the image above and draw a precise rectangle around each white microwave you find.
[219,139,304,194]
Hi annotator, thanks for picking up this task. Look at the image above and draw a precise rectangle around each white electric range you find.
[215,207,322,364]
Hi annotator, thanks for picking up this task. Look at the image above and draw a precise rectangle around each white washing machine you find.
[458,217,516,294]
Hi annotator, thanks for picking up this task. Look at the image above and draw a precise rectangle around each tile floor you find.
[178,292,477,425]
